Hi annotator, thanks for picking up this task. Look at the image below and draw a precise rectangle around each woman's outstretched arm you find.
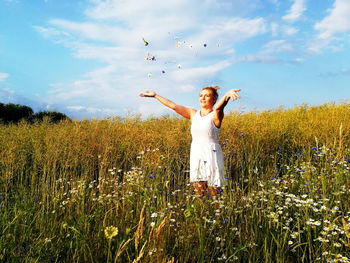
[213,89,241,127]
[139,90,196,119]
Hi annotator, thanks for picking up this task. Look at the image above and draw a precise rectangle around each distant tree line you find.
[0,102,70,124]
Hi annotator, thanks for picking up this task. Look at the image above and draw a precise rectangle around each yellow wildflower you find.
[104,226,119,240]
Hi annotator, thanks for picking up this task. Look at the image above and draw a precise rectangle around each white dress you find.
[190,110,225,187]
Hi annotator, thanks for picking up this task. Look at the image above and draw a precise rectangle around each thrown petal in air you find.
[147,73,152,78]
[142,37,149,46]
[144,53,156,61]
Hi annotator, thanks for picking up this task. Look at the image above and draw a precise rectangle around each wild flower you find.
[151,212,158,218]
[104,226,119,240]
[331,206,340,213]
[314,221,321,226]
[315,237,329,243]
[290,232,299,239]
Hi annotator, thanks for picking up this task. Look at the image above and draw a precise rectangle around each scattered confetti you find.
[142,33,215,78]
[144,53,156,61]
[176,40,189,48]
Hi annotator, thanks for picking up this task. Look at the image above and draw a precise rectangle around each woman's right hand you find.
[139,90,156,97]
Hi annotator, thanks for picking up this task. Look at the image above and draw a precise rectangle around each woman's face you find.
[199,89,216,108]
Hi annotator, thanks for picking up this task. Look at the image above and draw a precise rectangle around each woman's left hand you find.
[225,89,241,101]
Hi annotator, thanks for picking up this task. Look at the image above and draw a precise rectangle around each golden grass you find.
[0,102,350,262]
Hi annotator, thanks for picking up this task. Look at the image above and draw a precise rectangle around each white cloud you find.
[49,19,136,45]
[309,0,350,53]
[262,40,295,54]
[0,87,49,111]
[188,17,266,48]
[170,61,231,83]
[34,26,71,39]
[269,0,280,6]
[319,68,350,78]
[0,88,15,101]
[66,105,117,115]
[233,53,302,65]
[85,0,197,38]
[284,26,299,36]
[3,0,19,3]
[0,72,10,81]
[35,0,267,118]
[315,0,350,39]
[270,23,299,37]
[282,0,306,22]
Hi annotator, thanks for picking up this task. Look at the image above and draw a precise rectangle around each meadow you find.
[1,102,350,262]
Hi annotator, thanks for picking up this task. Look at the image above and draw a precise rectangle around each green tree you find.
[0,103,33,124]
[32,111,70,123]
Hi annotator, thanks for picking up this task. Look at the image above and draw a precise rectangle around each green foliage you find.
[32,110,70,123]
[0,102,33,124]
[0,102,70,124]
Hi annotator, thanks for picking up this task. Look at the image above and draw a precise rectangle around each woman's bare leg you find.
[193,181,208,196]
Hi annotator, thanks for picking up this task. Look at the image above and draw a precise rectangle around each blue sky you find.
[0,0,349,119]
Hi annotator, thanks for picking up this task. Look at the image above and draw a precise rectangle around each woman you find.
[139,86,240,196]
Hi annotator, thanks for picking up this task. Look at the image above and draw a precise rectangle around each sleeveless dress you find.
[190,110,225,187]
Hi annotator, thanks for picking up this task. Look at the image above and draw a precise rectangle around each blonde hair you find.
[201,86,220,101]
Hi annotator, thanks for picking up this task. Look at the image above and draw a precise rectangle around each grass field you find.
[1,102,350,262]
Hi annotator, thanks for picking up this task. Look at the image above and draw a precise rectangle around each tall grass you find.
[1,102,350,262]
